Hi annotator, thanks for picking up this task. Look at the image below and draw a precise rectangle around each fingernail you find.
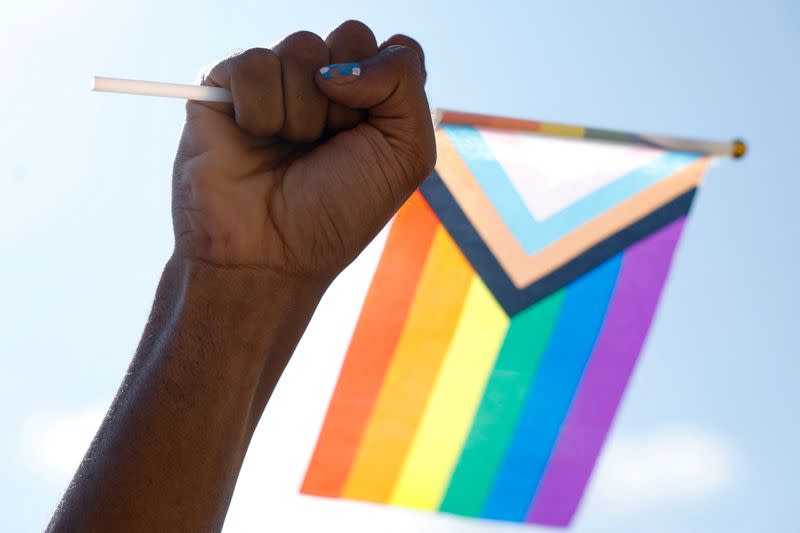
[319,63,361,79]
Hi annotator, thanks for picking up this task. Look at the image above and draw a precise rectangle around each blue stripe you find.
[479,254,623,521]
[443,125,699,255]
[420,172,695,316]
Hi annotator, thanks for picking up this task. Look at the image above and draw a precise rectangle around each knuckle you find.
[383,34,426,80]
[387,45,423,75]
[278,30,328,61]
[385,34,424,61]
[333,19,375,41]
[232,47,279,76]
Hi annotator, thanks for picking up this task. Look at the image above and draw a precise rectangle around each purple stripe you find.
[526,218,686,526]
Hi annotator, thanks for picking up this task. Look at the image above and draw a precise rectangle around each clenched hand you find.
[173,20,435,279]
[48,21,433,533]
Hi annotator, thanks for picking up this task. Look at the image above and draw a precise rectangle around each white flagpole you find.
[90,76,746,159]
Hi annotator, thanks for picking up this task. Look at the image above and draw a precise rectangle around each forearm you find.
[48,255,327,532]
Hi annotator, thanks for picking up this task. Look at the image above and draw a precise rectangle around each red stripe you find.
[438,109,543,133]
[300,192,439,497]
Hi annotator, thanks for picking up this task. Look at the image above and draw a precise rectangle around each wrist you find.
[163,254,329,366]
[177,254,328,311]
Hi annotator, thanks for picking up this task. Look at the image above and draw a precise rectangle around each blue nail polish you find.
[320,62,361,79]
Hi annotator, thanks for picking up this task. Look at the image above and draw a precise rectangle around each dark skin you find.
[47,20,434,532]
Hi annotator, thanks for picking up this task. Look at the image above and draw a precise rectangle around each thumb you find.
[315,45,436,178]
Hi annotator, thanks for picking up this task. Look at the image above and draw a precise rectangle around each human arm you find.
[47,20,434,532]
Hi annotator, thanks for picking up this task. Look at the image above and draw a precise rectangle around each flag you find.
[300,111,713,526]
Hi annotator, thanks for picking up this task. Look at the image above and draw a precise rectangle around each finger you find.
[201,48,284,136]
[324,20,378,132]
[379,34,426,83]
[193,55,236,116]
[315,44,435,183]
[273,31,330,142]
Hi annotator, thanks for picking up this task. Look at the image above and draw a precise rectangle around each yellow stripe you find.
[539,122,586,138]
[388,276,509,510]
[342,226,475,503]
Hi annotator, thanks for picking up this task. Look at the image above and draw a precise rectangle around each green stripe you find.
[584,128,635,144]
[438,289,567,516]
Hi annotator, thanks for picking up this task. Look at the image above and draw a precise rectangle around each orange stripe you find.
[342,226,475,503]
[300,192,438,497]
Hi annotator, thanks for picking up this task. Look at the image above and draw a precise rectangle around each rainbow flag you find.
[301,111,714,526]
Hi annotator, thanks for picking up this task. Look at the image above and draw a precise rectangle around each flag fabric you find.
[300,112,712,526]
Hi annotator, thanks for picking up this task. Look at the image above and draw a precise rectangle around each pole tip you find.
[732,139,747,159]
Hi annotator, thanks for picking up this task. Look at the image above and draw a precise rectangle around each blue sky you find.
[2,1,798,531]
